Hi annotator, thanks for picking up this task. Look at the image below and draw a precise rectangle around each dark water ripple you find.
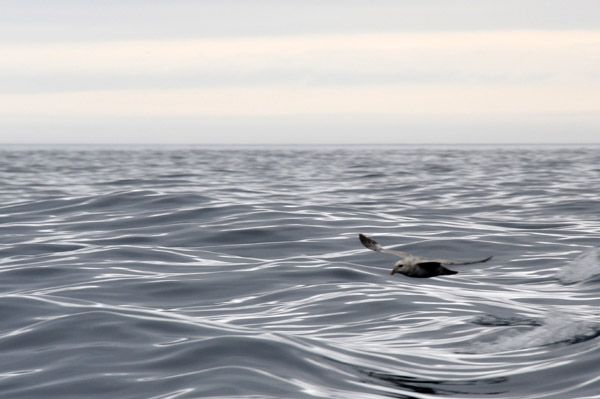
[1,145,600,398]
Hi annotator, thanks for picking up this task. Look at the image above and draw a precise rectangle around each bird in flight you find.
[359,234,492,278]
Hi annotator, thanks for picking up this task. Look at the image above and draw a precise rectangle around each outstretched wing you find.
[358,234,412,258]
[432,255,493,266]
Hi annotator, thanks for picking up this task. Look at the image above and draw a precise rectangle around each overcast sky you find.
[1,1,599,144]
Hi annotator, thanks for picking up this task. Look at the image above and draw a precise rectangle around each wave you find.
[555,247,600,284]
[471,310,600,353]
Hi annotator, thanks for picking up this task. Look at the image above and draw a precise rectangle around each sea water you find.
[0,145,599,398]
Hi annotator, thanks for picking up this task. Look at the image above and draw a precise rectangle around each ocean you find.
[1,145,599,399]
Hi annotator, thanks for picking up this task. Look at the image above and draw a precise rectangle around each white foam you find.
[472,310,599,353]
[555,247,600,284]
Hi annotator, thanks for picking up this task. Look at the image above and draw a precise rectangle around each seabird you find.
[359,234,492,278]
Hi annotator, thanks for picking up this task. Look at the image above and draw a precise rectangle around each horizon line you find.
[2,142,599,147]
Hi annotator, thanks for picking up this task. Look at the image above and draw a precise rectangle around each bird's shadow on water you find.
[470,314,542,327]
[360,369,509,398]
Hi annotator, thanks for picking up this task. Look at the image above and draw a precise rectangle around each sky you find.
[1,0,599,144]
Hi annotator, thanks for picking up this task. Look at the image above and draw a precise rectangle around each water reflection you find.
[364,370,508,397]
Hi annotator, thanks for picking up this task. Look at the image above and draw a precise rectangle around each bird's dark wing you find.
[416,262,458,276]
[415,262,443,272]
[358,234,411,258]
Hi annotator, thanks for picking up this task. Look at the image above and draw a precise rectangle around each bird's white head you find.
[391,261,404,275]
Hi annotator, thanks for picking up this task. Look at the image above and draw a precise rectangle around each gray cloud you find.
[1,1,599,144]
[1,0,599,43]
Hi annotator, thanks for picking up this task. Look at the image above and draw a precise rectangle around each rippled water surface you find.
[1,145,600,399]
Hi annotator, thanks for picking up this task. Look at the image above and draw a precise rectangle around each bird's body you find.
[394,259,458,278]
[359,234,492,278]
